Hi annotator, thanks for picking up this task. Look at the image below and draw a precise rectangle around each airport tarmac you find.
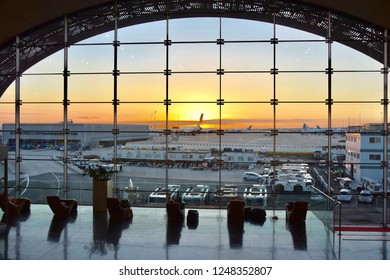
[126,132,345,152]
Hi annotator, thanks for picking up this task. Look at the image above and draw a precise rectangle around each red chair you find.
[0,192,31,217]
[106,197,133,220]
[47,196,78,218]
[285,201,308,224]
[227,199,245,224]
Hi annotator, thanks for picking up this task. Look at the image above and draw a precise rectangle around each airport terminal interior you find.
[1,0,390,260]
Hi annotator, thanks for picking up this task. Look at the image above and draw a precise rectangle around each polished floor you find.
[0,204,389,260]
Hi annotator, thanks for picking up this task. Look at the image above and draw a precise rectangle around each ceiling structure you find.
[0,0,389,47]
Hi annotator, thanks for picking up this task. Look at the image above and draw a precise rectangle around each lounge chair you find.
[285,201,308,224]
[166,200,184,223]
[227,199,245,224]
[106,197,133,220]
[47,196,78,218]
[0,192,31,217]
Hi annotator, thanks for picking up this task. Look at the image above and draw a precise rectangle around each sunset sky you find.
[0,18,384,129]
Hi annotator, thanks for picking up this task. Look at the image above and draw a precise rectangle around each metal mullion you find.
[218,17,223,199]
[327,11,333,197]
[382,29,388,227]
[112,0,119,193]
[15,36,21,197]
[164,15,170,198]
[63,16,69,198]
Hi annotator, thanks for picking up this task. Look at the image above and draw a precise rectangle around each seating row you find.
[1,193,133,221]
[2,194,308,225]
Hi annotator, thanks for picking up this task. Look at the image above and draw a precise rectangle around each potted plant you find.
[87,165,114,181]
[88,166,114,212]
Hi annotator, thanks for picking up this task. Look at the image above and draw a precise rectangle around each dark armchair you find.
[166,199,185,223]
[227,199,245,224]
[47,196,78,218]
[106,197,133,220]
[0,192,31,217]
[285,201,308,224]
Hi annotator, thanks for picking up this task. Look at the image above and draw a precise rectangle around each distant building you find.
[345,123,388,184]
[1,122,150,149]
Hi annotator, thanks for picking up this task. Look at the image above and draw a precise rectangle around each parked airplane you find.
[226,125,252,133]
[174,113,203,134]
[301,123,325,133]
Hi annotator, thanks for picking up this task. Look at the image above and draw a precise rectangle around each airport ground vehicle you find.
[182,185,210,205]
[272,179,313,193]
[214,184,238,203]
[337,188,353,202]
[358,189,374,203]
[244,184,267,205]
[242,172,262,181]
[148,185,180,204]
[338,177,362,192]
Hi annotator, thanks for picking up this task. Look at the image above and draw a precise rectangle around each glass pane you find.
[118,44,165,72]
[169,73,219,101]
[117,103,164,128]
[20,75,63,102]
[118,74,165,102]
[333,103,383,128]
[277,103,327,131]
[20,104,63,123]
[222,73,272,101]
[333,42,383,71]
[333,72,383,101]
[170,43,218,72]
[170,18,219,41]
[69,74,113,102]
[119,21,165,42]
[277,42,327,71]
[69,45,113,73]
[277,73,327,101]
[24,50,64,74]
[222,43,272,71]
[68,103,113,125]
[222,103,274,130]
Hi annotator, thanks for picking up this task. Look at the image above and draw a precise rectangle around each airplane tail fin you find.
[247,125,252,130]
[303,123,309,129]
[198,114,203,126]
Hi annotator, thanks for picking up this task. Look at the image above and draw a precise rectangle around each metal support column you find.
[382,29,388,227]
[112,0,119,195]
[63,16,70,198]
[326,11,334,196]
[15,36,21,197]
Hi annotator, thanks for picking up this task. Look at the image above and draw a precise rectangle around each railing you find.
[6,178,340,231]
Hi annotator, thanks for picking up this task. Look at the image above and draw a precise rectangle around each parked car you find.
[337,188,352,202]
[358,189,374,203]
[242,172,262,181]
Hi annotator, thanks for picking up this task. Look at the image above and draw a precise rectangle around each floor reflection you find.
[287,222,307,250]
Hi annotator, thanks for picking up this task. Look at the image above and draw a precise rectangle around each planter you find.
[92,179,112,212]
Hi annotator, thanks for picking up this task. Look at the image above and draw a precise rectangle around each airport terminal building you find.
[346,123,390,186]
[1,122,150,149]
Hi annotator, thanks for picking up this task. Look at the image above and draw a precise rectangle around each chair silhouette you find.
[47,196,78,218]
[0,192,31,217]
[166,200,184,223]
[285,201,308,224]
[227,199,245,224]
[106,197,133,220]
